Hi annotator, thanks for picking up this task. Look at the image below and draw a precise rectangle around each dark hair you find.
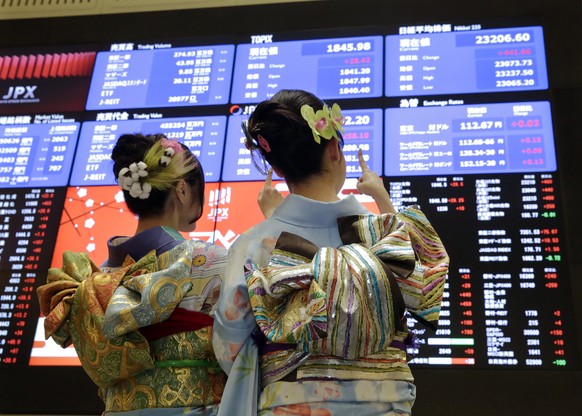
[243,89,340,184]
[111,133,205,220]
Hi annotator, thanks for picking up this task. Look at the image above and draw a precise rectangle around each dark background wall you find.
[0,0,580,414]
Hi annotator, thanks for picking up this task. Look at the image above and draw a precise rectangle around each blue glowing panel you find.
[221,114,272,182]
[0,123,79,187]
[386,26,548,96]
[85,45,234,110]
[222,109,383,182]
[71,116,226,185]
[341,109,383,177]
[384,101,556,176]
[231,36,383,103]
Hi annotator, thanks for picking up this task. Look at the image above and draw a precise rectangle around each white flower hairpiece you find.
[118,161,151,199]
[129,181,152,199]
[117,138,183,200]
[159,147,174,167]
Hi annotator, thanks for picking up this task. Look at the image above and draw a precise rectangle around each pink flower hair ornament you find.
[300,103,345,144]
[257,134,271,153]
[160,138,184,154]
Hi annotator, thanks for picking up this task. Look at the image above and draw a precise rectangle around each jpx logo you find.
[208,187,232,207]
[2,86,37,100]
[242,105,257,115]
[229,104,256,116]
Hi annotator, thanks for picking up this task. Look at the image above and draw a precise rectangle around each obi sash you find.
[245,207,449,385]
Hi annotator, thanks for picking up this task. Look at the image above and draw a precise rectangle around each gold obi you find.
[102,327,226,412]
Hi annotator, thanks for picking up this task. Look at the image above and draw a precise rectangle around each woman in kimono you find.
[213,90,450,415]
[38,133,227,415]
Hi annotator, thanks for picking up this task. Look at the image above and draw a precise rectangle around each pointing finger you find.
[358,148,370,172]
[264,168,273,188]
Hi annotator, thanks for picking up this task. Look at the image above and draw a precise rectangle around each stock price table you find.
[388,172,576,369]
[385,26,548,96]
[70,116,227,186]
[231,36,383,103]
[0,123,79,187]
[384,101,556,176]
[86,45,234,110]
[0,188,65,365]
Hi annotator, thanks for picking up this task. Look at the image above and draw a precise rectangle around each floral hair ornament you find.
[118,161,152,199]
[159,138,183,167]
[300,103,345,144]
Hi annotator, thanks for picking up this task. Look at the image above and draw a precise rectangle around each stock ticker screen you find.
[0,22,577,371]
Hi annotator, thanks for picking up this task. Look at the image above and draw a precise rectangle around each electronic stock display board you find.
[0,21,577,375]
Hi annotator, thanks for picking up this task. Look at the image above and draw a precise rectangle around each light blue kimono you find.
[213,194,448,415]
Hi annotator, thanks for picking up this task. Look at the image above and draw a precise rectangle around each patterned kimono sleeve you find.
[390,206,450,329]
[212,237,257,372]
[181,241,227,315]
[342,208,449,330]
[102,245,193,338]
[213,236,260,416]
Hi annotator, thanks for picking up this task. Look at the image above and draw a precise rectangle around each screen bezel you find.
[0,1,580,414]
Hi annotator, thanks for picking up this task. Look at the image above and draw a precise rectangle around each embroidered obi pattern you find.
[37,240,227,412]
[37,250,159,388]
[245,207,449,385]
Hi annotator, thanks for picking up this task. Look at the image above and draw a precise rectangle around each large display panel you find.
[222,109,383,181]
[85,44,234,109]
[230,35,383,102]
[388,172,569,368]
[384,101,556,176]
[0,121,80,187]
[0,46,97,114]
[71,116,226,185]
[0,21,575,372]
[0,3,580,413]
[385,26,548,96]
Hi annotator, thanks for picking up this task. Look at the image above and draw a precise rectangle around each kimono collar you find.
[271,194,369,228]
[106,226,184,267]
